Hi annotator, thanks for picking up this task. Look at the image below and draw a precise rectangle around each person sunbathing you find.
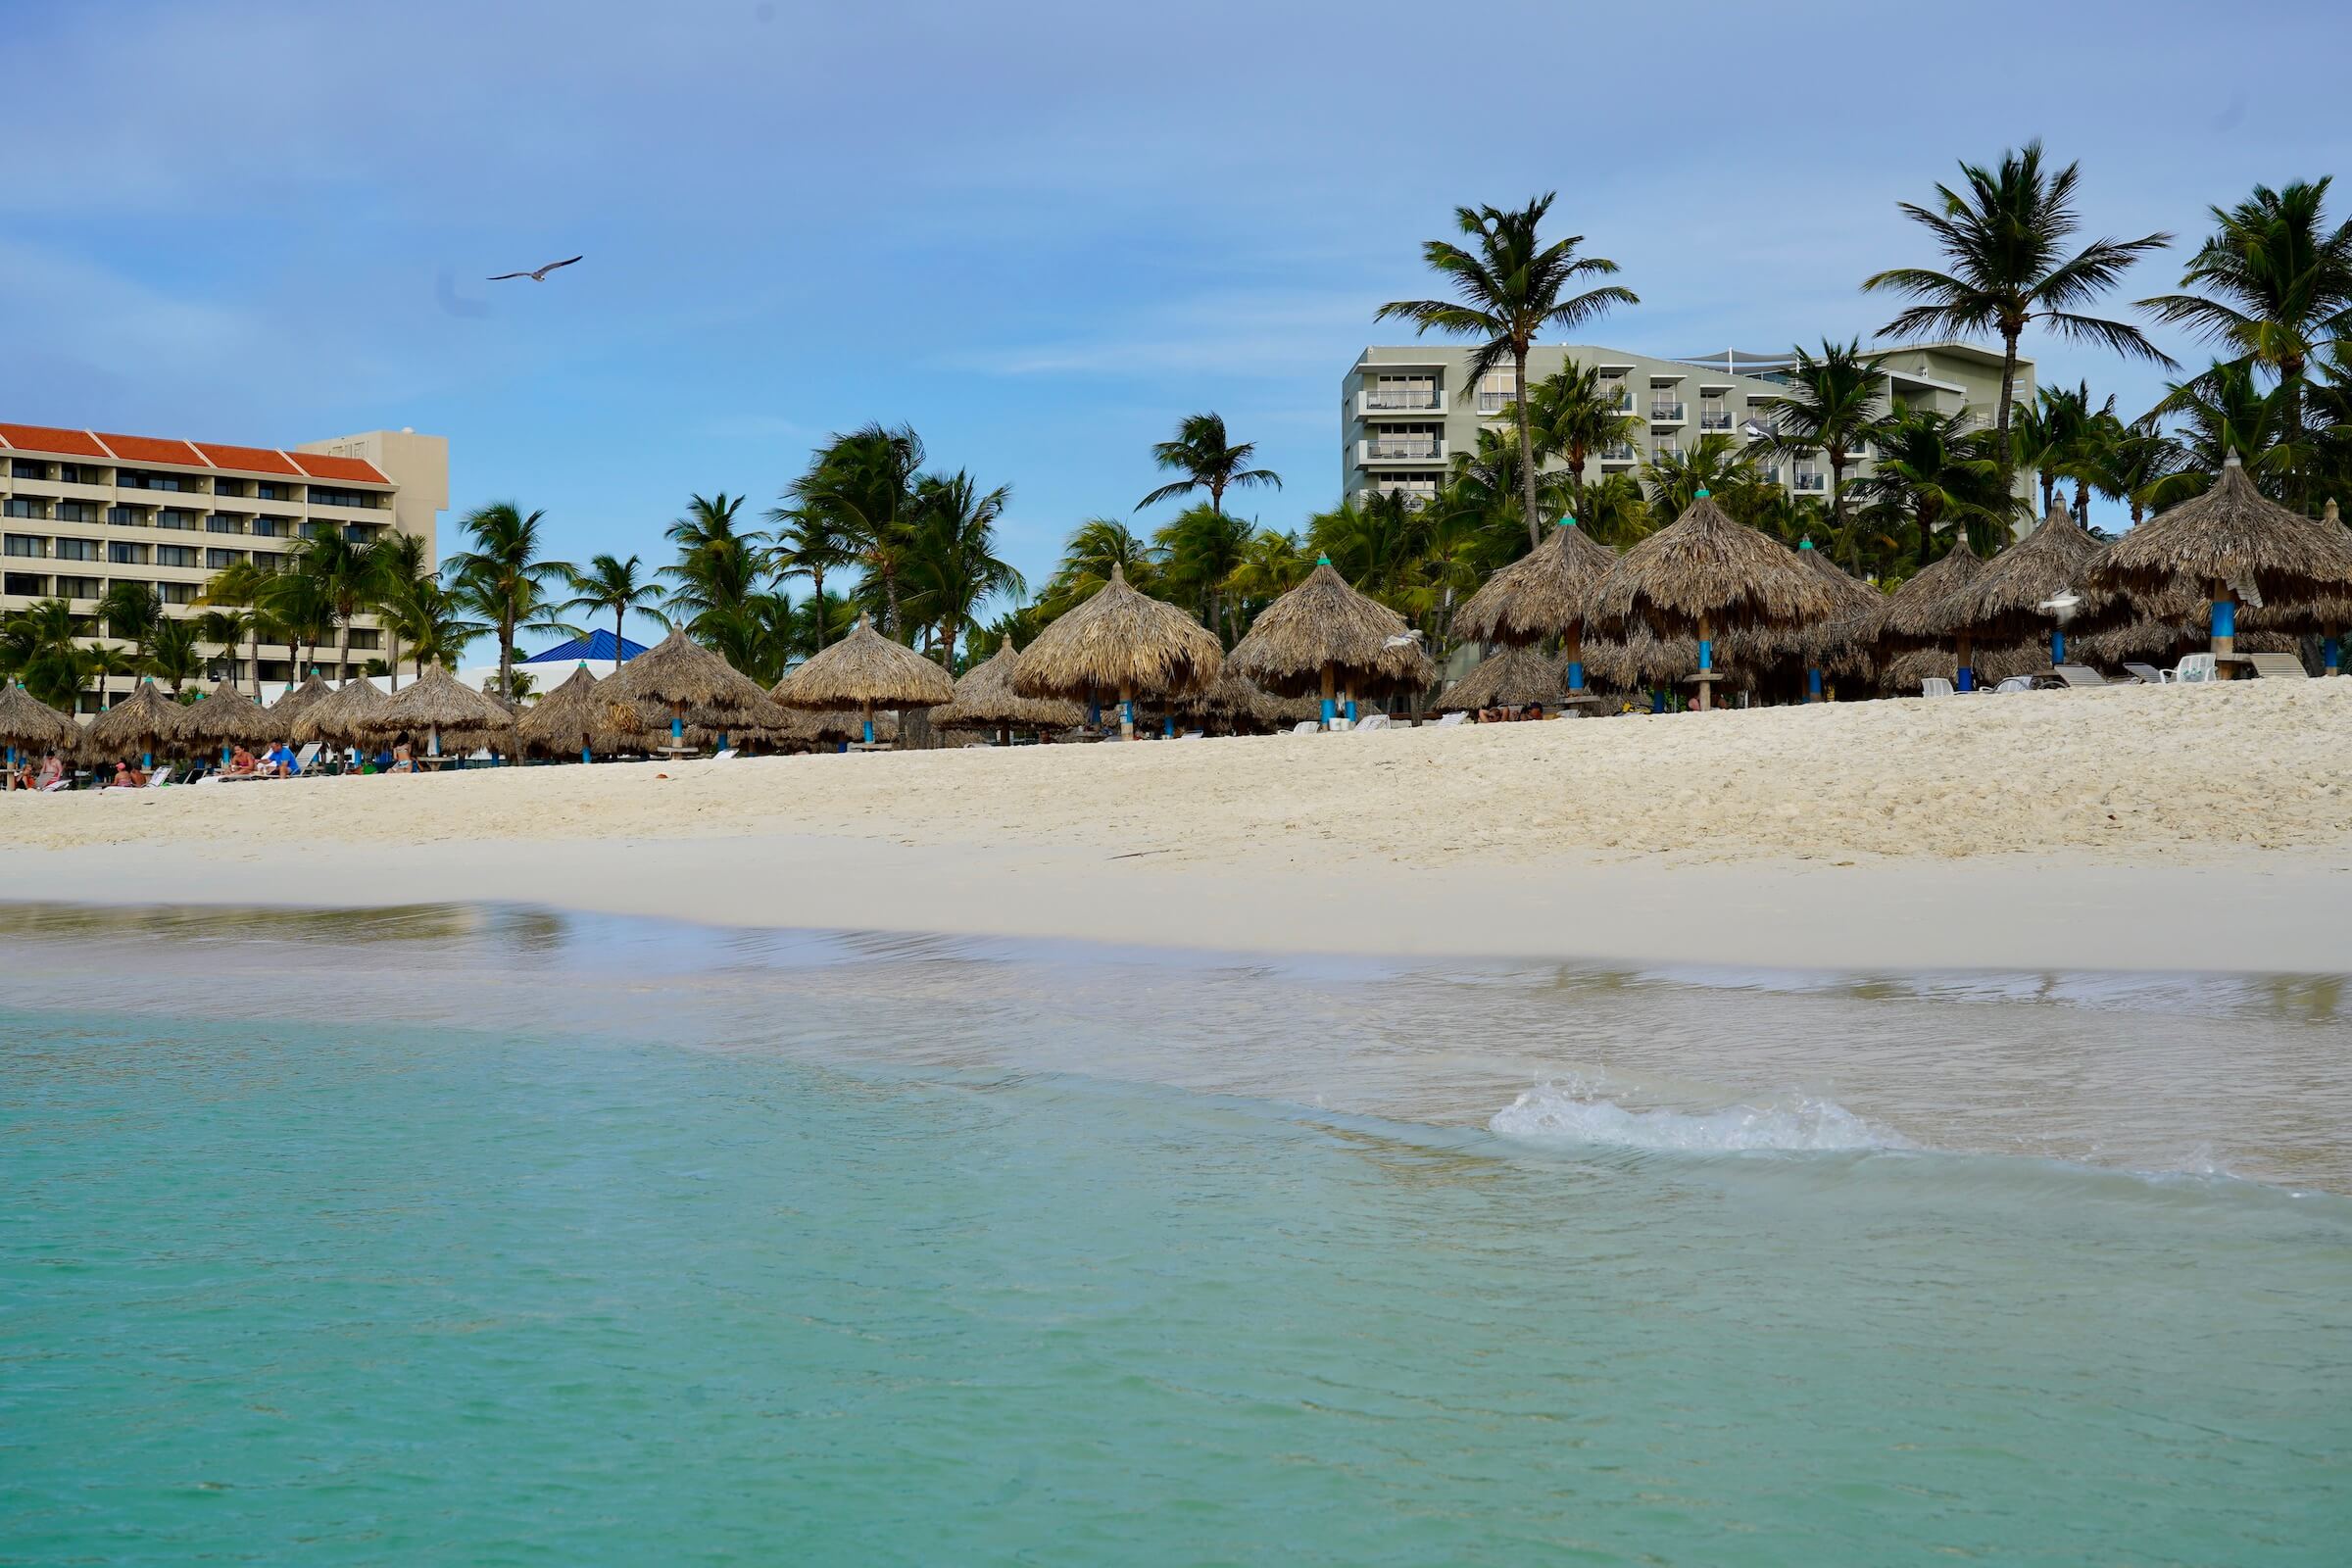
[34,754,63,790]
[110,759,147,789]
[227,745,259,775]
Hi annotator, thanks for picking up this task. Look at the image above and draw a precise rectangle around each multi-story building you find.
[1341,340,2034,512]
[0,423,447,710]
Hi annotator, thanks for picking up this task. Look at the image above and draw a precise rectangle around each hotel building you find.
[1341,341,2034,511]
[0,424,448,710]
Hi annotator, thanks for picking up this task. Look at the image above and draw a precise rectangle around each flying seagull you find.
[487,255,583,282]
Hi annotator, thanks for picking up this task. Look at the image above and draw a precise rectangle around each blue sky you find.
[5,0,2345,648]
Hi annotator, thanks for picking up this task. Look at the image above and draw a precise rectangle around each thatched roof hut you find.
[2088,454,2352,604]
[270,668,333,726]
[1584,625,1759,696]
[1868,542,1986,652]
[85,682,188,758]
[930,638,1083,733]
[1740,538,1884,683]
[517,664,614,759]
[292,676,390,747]
[357,663,512,754]
[1226,561,1431,703]
[179,678,278,751]
[0,681,77,755]
[773,613,955,712]
[1436,645,1570,711]
[1881,639,2046,694]
[1011,564,1223,735]
[1451,520,1619,647]
[1917,506,2111,645]
[601,627,776,722]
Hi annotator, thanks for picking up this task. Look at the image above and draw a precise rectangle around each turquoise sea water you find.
[3,906,2348,1564]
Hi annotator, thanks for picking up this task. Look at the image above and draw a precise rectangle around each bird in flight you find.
[487,256,583,282]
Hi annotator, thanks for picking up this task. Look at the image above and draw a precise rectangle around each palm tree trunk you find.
[247,629,260,700]
[613,607,625,663]
[1994,333,2021,498]
[499,617,514,704]
[1830,449,1846,526]
[810,566,827,649]
[1513,347,1542,550]
[387,624,404,692]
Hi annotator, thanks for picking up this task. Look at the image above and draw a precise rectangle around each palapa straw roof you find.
[270,668,334,725]
[516,664,613,757]
[1452,520,1620,646]
[356,662,512,738]
[772,612,955,710]
[1585,492,1838,637]
[1011,564,1223,701]
[1436,645,1571,711]
[1919,506,2112,642]
[1881,639,2047,694]
[2089,454,2352,600]
[601,626,775,717]
[292,675,390,746]
[178,678,278,748]
[1583,625,1759,693]
[1225,562,1425,697]
[0,681,78,752]
[1747,541,1883,666]
[1869,542,1986,651]
[85,682,189,754]
[929,638,1083,731]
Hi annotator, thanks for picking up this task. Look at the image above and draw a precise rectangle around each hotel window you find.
[256,483,284,502]
[5,572,46,596]
[156,545,198,568]
[309,485,383,510]
[159,509,198,530]
[1368,373,1438,411]
[58,465,92,484]
[252,516,289,537]
[1476,368,1519,413]
[346,629,383,652]
[56,502,97,523]
[214,477,246,499]
[4,499,43,519]
[1699,393,1731,430]
[208,515,245,534]
[250,551,284,570]
[5,535,44,558]
[160,582,197,605]
[108,541,149,565]
[55,575,100,598]
[106,505,145,526]
[206,548,246,569]
[57,538,100,563]
[1600,375,1632,413]
[10,460,45,480]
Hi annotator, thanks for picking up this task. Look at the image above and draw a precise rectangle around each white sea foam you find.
[1490,1080,1902,1153]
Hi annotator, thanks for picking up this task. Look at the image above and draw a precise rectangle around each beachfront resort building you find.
[1341,341,2034,512]
[0,423,447,711]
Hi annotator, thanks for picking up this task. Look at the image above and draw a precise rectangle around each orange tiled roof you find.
[0,422,110,460]
[189,442,302,476]
[289,452,390,484]
[94,431,207,466]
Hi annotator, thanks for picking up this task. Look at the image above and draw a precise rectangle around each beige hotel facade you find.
[0,422,447,711]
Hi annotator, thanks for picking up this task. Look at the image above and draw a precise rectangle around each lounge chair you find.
[1353,712,1392,732]
[710,748,739,761]
[1920,677,1955,697]
[2242,652,2309,680]
[1175,730,1203,741]
[2123,663,2167,685]
[1289,720,1321,735]
[1992,676,2033,694]
[294,742,321,772]
[2170,654,2218,684]
[1435,711,1466,728]
[144,767,172,789]
[2051,664,2111,688]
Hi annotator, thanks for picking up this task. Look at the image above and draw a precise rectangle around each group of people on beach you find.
[7,740,418,792]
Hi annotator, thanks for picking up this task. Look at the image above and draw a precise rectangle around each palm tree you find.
[97,580,165,662]
[560,553,661,662]
[283,529,379,687]
[1520,358,1642,517]
[792,425,925,636]
[1378,193,1638,549]
[2081,414,2183,528]
[1135,414,1282,516]
[1752,339,1890,524]
[2140,178,2352,507]
[2141,360,2303,507]
[901,470,1022,665]
[385,578,486,682]
[194,559,280,698]
[1864,141,2173,491]
[1577,472,1656,549]
[1152,503,1254,644]
[1222,529,1311,621]
[1640,434,1762,513]
[144,616,206,693]
[366,531,432,689]
[0,599,87,710]
[692,591,799,685]
[443,502,568,702]
[1040,516,1161,617]
[765,499,858,652]
[1848,407,2010,563]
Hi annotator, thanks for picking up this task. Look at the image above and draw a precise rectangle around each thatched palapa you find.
[179,678,277,752]
[356,663,511,756]
[1451,519,1619,648]
[517,664,616,759]
[1866,542,1985,651]
[774,612,954,744]
[1011,564,1223,737]
[85,681,188,759]
[270,668,334,725]
[1918,506,2110,646]
[1437,645,1570,712]
[2088,454,2352,603]
[0,681,78,756]
[929,637,1083,734]
[1225,560,1435,718]
[601,627,777,747]
[293,676,390,747]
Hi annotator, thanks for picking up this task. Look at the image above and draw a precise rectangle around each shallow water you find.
[3,903,2348,1563]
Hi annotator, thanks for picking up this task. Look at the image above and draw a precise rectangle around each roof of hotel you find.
[0,422,389,484]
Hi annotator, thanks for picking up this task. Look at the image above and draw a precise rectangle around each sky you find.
[5,0,2346,650]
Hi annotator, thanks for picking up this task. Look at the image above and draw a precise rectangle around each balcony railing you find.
[1363,437,1444,461]
[1697,410,1734,431]
[1476,390,1515,413]
[1364,388,1439,411]
[1648,401,1686,421]
[1599,443,1639,463]
[1793,471,1827,493]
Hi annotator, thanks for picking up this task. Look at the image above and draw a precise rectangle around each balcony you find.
[1648,401,1686,422]
[1476,390,1516,414]
[1359,387,1441,414]
[1599,443,1639,464]
[1359,436,1446,464]
[1697,410,1734,431]
[158,509,199,531]
[1793,471,1827,493]
[1365,482,1437,510]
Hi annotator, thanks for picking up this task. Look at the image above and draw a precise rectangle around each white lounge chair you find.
[1353,712,1392,732]
[1992,676,2033,694]
[2123,662,2167,685]
[1434,711,1466,728]
[1920,677,1955,697]
[1175,730,1204,741]
[1289,720,1321,735]
[2051,664,2110,688]
[2169,654,2218,684]
[144,767,172,789]
[2242,652,2309,680]
[294,742,321,772]
[710,748,739,761]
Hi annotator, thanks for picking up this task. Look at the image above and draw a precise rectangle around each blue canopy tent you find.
[523,629,647,664]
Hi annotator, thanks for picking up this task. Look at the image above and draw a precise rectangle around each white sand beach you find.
[7,678,2349,973]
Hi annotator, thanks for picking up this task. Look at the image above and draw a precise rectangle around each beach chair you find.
[2169,654,2218,684]
[1175,730,1203,741]
[2242,652,2309,680]
[294,743,321,772]
[2050,665,2110,688]
[710,748,739,761]
[144,767,172,789]
[2123,662,2167,685]
[1992,676,2033,694]
[1353,712,1392,732]
[1435,711,1466,728]
[1289,720,1321,735]
[1920,677,1955,697]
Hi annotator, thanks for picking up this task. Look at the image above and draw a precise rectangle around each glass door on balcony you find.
[1368,374,1437,411]
[1476,369,1518,414]
[1366,424,1442,461]
[1699,395,1730,430]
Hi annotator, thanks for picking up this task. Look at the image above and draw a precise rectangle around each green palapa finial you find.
[1694,488,1710,500]
[1316,554,1331,566]
[1799,537,1815,551]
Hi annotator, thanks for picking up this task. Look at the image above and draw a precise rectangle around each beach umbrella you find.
[85,680,187,769]
[2086,454,2352,677]
[1225,558,1434,729]
[772,612,955,747]
[1913,506,2112,670]
[1435,644,1570,713]
[356,663,510,761]
[0,680,77,785]
[179,678,277,764]
[1777,539,1882,701]
[516,663,612,761]
[270,668,334,728]
[1867,541,1987,688]
[1011,564,1222,740]
[600,626,776,753]
[1584,489,1837,710]
[292,675,390,751]
[928,636,1083,744]
[1168,668,1316,735]
[1451,517,1619,700]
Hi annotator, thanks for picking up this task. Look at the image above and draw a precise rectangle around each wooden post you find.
[1955,631,1976,693]
[1564,624,1585,694]
[2211,579,2236,679]
[1118,680,1135,741]
[1694,612,1714,711]
[1319,665,1336,730]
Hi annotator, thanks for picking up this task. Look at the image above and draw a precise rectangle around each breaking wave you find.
[1490,1079,1903,1153]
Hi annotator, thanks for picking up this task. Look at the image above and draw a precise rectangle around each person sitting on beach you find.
[34,753,63,790]
[1520,702,1545,721]
[266,742,300,777]
[227,745,259,776]
[389,741,414,774]
[110,759,146,789]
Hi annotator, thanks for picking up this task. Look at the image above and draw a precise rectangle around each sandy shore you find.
[5,679,2348,972]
